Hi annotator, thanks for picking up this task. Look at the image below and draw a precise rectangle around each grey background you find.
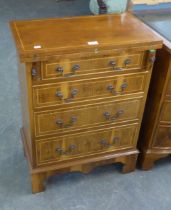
[0,0,171,209]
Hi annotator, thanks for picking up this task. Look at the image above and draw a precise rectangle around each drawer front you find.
[166,79,171,97]
[33,73,146,108]
[153,126,171,148]
[42,52,144,81]
[34,98,141,137]
[36,123,138,165]
[160,101,171,123]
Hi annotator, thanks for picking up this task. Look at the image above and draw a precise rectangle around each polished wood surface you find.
[138,31,171,169]
[34,98,141,137]
[36,123,138,166]
[42,52,144,80]
[33,73,146,108]
[11,13,162,193]
[31,50,148,86]
[160,100,171,122]
[153,125,171,148]
[10,13,161,62]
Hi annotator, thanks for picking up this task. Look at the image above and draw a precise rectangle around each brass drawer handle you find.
[72,64,80,72]
[56,66,64,73]
[56,116,77,128]
[100,137,120,147]
[103,112,110,120]
[109,60,124,71]
[107,84,115,93]
[100,139,111,147]
[107,82,128,95]
[55,64,80,77]
[114,67,124,71]
[56,91,63,99]
[121,83,128,91]
[124,58,132,66]
[56,144,77,155]
[64,64,80,77]
[56,147,63,155]
[103,110,124,121]
[70,88,79,98]
[31,68,37,76]
[56,119,63,127]
[64,88,79,102]
[55,89,78,102]
[109,60,117,67]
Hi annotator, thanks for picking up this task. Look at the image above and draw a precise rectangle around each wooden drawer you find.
[165,67,171,97]
[153,125,171,148]
[166,79,171,97]
[33,73,147,108]
[36,123,138,165]
[41,52,145,81]
[160,100,171,123]
[34,98,141,137]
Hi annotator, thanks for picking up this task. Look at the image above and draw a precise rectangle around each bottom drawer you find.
[36,123,138,165]
[160,100,171,123]
[153,125,171,148]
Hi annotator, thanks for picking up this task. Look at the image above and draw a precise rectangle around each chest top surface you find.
[10,13,162,62]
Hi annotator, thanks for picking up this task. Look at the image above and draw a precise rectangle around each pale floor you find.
[1,1,171,209]
[138,14,171,42]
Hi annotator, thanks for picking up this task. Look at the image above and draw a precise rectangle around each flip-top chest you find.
[10,13,162,193]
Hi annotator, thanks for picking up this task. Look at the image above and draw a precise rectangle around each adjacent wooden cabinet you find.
[138,33,171,170]
[10,13,162,193]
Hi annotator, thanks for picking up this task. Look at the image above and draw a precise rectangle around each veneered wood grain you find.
[138,40,171,169]
[160,100,171,123]
[138,49,171,150]
[42,52,144,80]
[153,125,171,148]
[11,13,162,192]
[36,123,138,166]
[18,62,34,164]
[34,98,142,138]
[32,73,147,109]
[10,13,162,62]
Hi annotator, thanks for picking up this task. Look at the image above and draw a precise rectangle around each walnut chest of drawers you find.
[10,13,162,193]
[138,23,171,170]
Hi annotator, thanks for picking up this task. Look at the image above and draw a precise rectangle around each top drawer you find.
[33,52,145,82]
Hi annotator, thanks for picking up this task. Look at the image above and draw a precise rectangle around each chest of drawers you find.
[138,27,171,170]
[10,13,162,193]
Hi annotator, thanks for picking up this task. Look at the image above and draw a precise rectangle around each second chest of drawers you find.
[138,37,171,170]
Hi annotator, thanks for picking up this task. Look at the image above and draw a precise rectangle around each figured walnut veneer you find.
[10,13,162,193]
[138,31,171,170]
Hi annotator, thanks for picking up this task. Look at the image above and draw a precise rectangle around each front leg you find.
[122,154,138,173]
[138,152,169,170]
[31,172,47,193]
